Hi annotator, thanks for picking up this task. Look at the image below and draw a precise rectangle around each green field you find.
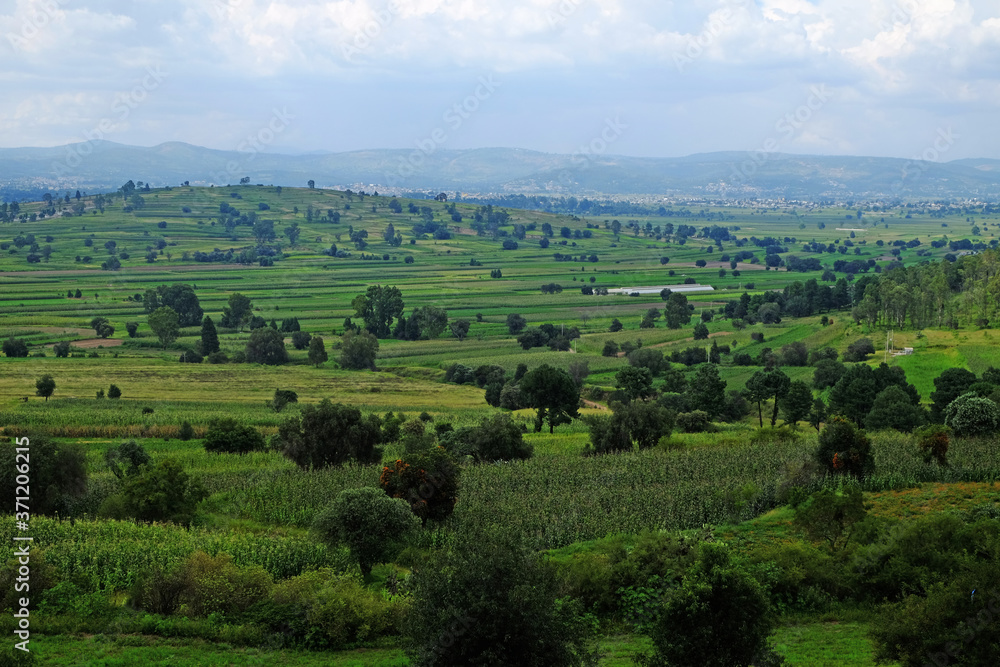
[2,187,1000,665]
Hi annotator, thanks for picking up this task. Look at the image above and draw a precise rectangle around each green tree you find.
[220,293,253,331]
[663,292,692,328]
[147,306,180,348]
[90,316,114,338]
[808,398,826,431]
[252,218,276,244]
[688,363,727,418]
[930,367,977,421]
[0,434,87,516]
[125,321,139,338]
[782,380,814,427]
[307,335,328,367]
[449,319,471,340]
[615,366,655,402]
[291,330,311,350]
[412,305,448,339]
[351,285,404,338]
[244,326,288,365]
[277,399,382,469]
[506,313,528,334]
[609,318,624,332]
[793,486,868,551]
[519,364,581,433]
[283,221,301,246]
[200,316,220,355]
[641,544,779,667]
[107,384,122,399]
[812,358,845,390]
[692,322,709,340]
[745,368,791,427]
[312,487,419,577]
[585,400,674,455]
[203,418,266,454]
[943,392,1000,437]
[865,385,925,432]
[404,528,593,667]
[2,337,28,357]
[142,284,203,327]
[119,458,207,526]
[104,439,151,479]
[380,446,460,523]
[816,416,874,477]
[340,329,379,370]
[34,375,55,401]
[843,338,876,362]
[466,413,533,462]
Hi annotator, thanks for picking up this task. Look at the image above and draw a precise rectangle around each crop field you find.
[2,186,1000,665]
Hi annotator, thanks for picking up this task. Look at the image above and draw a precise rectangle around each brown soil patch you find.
[58,338,125,349]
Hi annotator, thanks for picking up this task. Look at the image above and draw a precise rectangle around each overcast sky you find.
[1,0,998,160]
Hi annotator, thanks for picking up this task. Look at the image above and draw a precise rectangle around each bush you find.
[843,338,876,362]
[0,434,87,516]
[291,330,312,349]
[178,421,195,441]
[312,487,420,577]
[203,417,266,454]
[914,424,950,465]
[206,350,229,364]
[278,399,382,469]
[104,439,151,479]
[180,551,273,617]
[676,410,712,433]
[245,326,289,365]
[107,384,122,399]
[2,337,28,357]
[380,446,460,524]
[816,416,873,477]
[268,388,299,412]
[117,458,207,526]
[53,340,71,357]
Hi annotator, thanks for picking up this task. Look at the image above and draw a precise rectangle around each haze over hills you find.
[3,141,1000,202]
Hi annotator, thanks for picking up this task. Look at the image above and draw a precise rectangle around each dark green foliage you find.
[816,416,874,477]
[688,363,727,418]
[307,335,328,366]
[117,458,206,526]
[104,439,151,479]
[34,374,55,400]
[519,364,581,433]
[278,399,382,469]
[178,421,195,441]
[142,283,203,327]
[125,321,139,338]
[291,329,311,349]
[444,413,532,462]
[312,487,419,577]
[609,318,623,332]
[380,446,460,524]
[779,341,808,367]
[615,366,655,402]
[107,384,122,399]
[244,326,289,365]
[52,340,71,357]
[506,313,528,334]
[930,367,977,421]
[601,340,620,357]
[627,348,665,375]
[147,306,180,347]
[203,417,266,454]
[692,322,709,340]
[676,410,712,433]
[662,292,691,329]
[404,528,594,667]
[0,434,87,516]
[339,329,379,370]
[914,424,951,466]
[640,544,778,667]
[199,316,220,355]
[829,363,920,426]
[220,293,253,330]
[745,368,791,427]
[943,392,1000,436]
[2,337,28,357]
[781,380,814,426]
[865,385,926,432]
[793,487,868,551]
[812,358,845,390]
[584,401,674,455]
[843,338,876,362]
[351,284,404,338]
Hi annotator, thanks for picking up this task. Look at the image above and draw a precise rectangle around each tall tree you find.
[782,380,814,427]
[148,306,180,348]
[220,293,253,331]
[351,285,404,338]
[663,292,692,329]
[142,284,203,327]
[688,363,727,418]
[745,368,791,427]
[519,364,581,433]
[307,335,328,367]
[200,316,220,355]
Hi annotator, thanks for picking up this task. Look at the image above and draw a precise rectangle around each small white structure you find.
[893,347,914,356]
[606,284,715,296]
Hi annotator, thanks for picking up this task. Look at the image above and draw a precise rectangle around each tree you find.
[340,329,379,370]
[609,318,624,332]
[506,313,528,334]
[352,285,404,338]
[283,221,301,246]
[642,544,779,667]
[692,322,709,340]
[943,392,1000,437]
[813,358,845,390]
[35,375,55,401]
[779,341,809,367]
[104,439,151,479]
[808,397,827,431]
[277,399,383,469]
[843,338,876,362]
[663,292,692,328]
[312,487,419,577]
[627,348,665,375]
[930,367,977,421]
[268,388,298,412]
[519,364,581,433]
[252,218,276,244]
[615,366,655,402]
[782,380,814,427]
[307,335,328,367]
[865,385,925,432]
[90,316,114,338]
[307,179,315,188]
[793,486,868,551]
[143,284,203,327]
[200,316,220,355]
[203,418,266,454]
[380,446,460,523]
[461,413,533,462]
[2,337,28,357]
[53,340,71,357]
[0,434,87,516]
[585,400,674,455]
[744,368,790,427]
[449,319,471,340]
[602,340,620,357]
[220,293,253,331]
[125,321,139,338]
[244,326,288,365]
[411,305,448,339]
[148,306,180,347]
[107,384,122,399]
[291,330,311,350]
[816,416,874,477]
[404,528,592,667]
[688,363,727,418]
[119,458,207,526]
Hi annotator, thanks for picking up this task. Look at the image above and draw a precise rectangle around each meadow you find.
[2,186,1000,665]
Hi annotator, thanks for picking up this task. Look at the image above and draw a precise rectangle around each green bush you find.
[203,418,266,455]
[676,410,712,433]
[179,551,273,617]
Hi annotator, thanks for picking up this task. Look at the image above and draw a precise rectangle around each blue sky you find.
[2,0,999,160]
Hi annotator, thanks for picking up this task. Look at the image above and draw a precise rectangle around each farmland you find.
[3,185,1000,665]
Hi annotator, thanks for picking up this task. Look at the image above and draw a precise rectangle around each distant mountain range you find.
[3,141,1000,201]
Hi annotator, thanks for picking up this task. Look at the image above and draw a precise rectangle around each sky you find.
[1,0,999,161]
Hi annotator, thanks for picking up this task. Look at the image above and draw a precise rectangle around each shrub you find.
[816,416,873,477]
[180,551,273,617]
[843,338,876,362]
[206,351,229,364]
[312,487,419,577]
[914,424,950,466]
[268,388,299,412]
[52,340,71,357]
[380,446,460,523]
[2,337,28,357]
[278,399,382,469]
[107,384,122,399]
[203,417,266,454]
[291,330,312,350]
[104,439,151,479]
[676,410,712,433]
[0,434,87,516]
[117,458,207,526]
[178,421,195,441]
